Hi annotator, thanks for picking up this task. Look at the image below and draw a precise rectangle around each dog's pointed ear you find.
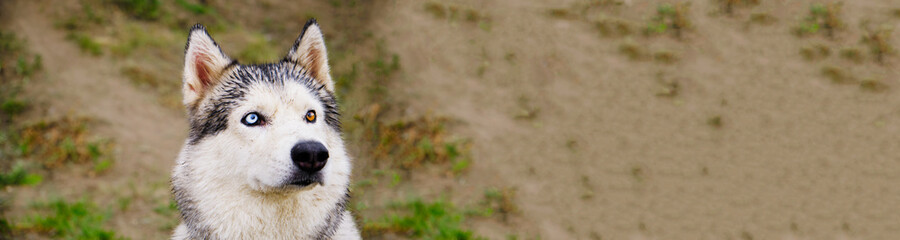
[286,19,333,92]
[183,24,233,108]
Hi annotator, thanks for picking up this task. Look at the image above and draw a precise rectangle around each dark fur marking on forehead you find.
[187,62,341,145]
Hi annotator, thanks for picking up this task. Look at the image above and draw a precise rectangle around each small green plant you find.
[24,199,123,240]
[480,187,517,222]
[795,3,843,38]
[1,99,27,116]
[66,33,103,56]
[0,162,42,187]
[113,0,162,20]
[646,3,692,39]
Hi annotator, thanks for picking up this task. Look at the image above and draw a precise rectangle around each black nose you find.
[291,141,329,173]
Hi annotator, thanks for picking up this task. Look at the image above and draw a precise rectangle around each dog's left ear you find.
[286,19,333,92]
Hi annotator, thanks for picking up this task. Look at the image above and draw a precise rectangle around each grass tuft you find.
[113,0,163,20]
[795,3,843,38]
[821,66,855,84]
[861,25,894,63]
[66,33,103,56]
[363,198,481,240]
[0,162,42,187]
[646,3,692,39]
[16,117,115,173]
[719,0,760,16]
[24,199,123,240]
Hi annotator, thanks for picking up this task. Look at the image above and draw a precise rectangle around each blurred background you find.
[1,0,900,239]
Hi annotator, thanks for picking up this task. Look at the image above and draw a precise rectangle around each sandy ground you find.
[3,0,900,239]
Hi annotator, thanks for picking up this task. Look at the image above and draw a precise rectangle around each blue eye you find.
[241,112,264,126]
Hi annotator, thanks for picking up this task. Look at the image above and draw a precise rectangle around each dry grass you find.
[719,0,760,16]
[839,47,864,63]
[799,44,831,61]
[795,3,843,39]
[748,12,777,25]
[861,25,894,63]
[356,106,468,171]
[821,66,856,84]
[860,79,889,92]
[594,18,633,37]
[16,116,114,174]
[618,42,647,61]
[646,2,692,39]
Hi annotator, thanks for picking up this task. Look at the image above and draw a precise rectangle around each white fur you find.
[171,81,358,239]
[172,23,359,240]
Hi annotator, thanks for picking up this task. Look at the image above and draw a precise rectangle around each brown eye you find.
[305,110,316,123]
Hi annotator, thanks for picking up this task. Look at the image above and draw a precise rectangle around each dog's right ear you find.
[183,24,233,108]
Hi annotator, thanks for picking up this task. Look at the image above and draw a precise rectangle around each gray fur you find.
[188,62,341,145]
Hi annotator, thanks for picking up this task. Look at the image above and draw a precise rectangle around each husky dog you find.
[170,19,360,239]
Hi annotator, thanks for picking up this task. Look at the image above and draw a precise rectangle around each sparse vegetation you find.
[480,187,518,222]
[795,3,843,38]
[363,198,481,240]
[860,79,889,92]
[719,0,760,16]
[748,12,777,25]
[618,42,647,60]
[653,50,678,64]
[839,47,864,63]
[16,117,115,173]
[23,199,123,240]
[66,33,103,56]
[861,25,894,63]
[595,18,632,37]
[646,3,692,39]
[821,66,856,84]
[707,116,723,128]
[799,44,831,61]
[423,2,491,31]
[0,162,43,187]
[113,0,162,20]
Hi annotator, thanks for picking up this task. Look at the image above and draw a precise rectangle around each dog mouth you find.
[287,173,324,188]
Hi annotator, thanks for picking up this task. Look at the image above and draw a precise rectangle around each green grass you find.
[175,0,215,15]
[66,33,103,56]
[365,198,483,240]
[25,199,124,240]
[113,0,162,20]
[0,162,42,187]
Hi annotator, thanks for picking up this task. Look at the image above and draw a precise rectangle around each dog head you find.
[180,20,349,192]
